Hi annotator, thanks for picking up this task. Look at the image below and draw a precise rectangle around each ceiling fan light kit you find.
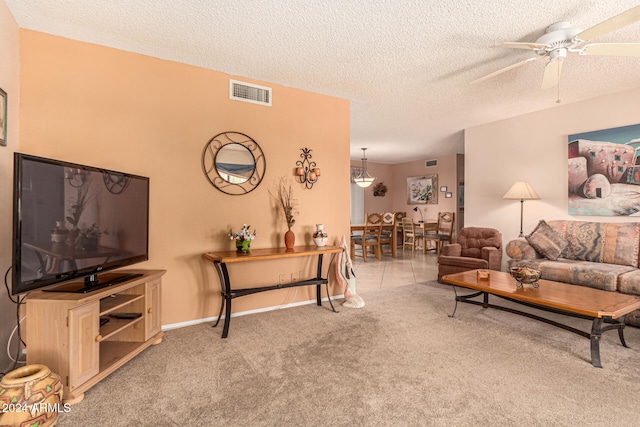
[472,5,640,92]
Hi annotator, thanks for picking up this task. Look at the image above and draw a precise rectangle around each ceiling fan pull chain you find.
[556,65,561,104]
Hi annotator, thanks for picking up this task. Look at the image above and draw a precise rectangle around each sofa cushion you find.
[565,222,604,262]
[617,270,640,295]
[509,258,636,292]
[525,220,568,260]
[547,220,640,268]
[505,238,539,260]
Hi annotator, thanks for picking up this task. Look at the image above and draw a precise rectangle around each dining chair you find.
[351,213,383,261]
[400,217,423,252]
[394,212,406,247]
[380,212,395,256]
[423,212,455,256]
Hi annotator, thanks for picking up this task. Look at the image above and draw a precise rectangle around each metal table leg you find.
[213,262,233,339]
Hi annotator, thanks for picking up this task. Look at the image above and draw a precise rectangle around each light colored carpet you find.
[58,280,640,426]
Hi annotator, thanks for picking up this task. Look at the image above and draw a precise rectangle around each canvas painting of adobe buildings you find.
[569,124,640,216]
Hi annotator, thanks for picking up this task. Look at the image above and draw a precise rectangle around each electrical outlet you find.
[290,272,299,283]
[299,271,305,281]
[21,348,27,355]
[279,274,287,285]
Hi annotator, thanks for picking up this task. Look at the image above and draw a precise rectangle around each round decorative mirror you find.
[202,132,266,195]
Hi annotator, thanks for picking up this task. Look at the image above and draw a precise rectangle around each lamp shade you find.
[355,176,375,188]
[503,181,540,200]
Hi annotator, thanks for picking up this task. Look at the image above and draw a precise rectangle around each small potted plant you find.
[77,223,106,250]
[228,224,258,253]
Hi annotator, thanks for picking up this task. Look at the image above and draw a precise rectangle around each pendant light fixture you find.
[354,148,375,188]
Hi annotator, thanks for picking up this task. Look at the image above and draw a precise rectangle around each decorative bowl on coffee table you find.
[510,267,541,288]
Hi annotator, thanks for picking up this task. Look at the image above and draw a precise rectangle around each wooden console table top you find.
[203,245,342,263]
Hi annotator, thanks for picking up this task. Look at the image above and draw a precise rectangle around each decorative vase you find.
[0,364,63,427]
[236,239,251,253]
[51,221,69,243]
[313,224,328,247]
[68,227,79,248]
[284,229,295,249]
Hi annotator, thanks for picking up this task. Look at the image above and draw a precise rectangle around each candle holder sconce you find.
[65,168,88,188]
[295,148,321,189]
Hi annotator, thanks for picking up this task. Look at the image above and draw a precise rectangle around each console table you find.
[203,245,343,338]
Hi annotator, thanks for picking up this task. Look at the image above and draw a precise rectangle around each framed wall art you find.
[568,123,640,216]
[407,174,438,205]
[0,87,6,146]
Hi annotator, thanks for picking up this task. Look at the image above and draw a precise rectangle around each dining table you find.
[349,220,438,257]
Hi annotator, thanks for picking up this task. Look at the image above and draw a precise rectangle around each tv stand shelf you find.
[25,269,165,404]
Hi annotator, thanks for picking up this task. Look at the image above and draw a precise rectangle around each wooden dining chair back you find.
[351,213,383,261]
[401,217,423,251]
[423,212,455,256]
[380,212,395,256]
[393,212,406,247]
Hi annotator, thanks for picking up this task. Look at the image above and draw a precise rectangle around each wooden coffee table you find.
[442,270,640,368]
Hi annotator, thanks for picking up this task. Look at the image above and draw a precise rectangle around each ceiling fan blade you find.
[576,5,640,41]
[582,42,640,56]
[541,58,564,89]
[493,42,548,50]
[470,57,538,84]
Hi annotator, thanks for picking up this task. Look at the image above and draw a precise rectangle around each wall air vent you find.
[230,79,272,106]
[425,159,438,168]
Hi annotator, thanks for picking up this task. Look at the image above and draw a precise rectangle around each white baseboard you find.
[162,294,344,331]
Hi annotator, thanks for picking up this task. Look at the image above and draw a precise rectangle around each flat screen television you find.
[12,153,150,295]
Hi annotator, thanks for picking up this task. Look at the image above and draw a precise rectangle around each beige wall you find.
[17,30,351,327]
[465,87,640,257]
[0,0,20,371]
[353,154,460,225]
[390,154,459,224]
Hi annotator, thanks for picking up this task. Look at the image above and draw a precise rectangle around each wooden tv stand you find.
[25,269,165,404]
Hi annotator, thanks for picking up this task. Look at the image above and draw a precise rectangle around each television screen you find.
[12,153,149,295]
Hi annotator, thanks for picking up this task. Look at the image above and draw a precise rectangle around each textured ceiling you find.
[5,0,640,163]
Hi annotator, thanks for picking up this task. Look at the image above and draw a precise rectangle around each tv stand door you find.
[68,302,100,387]
[145,279,162,339]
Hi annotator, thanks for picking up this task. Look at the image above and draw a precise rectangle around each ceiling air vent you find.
[425,159,438,168]
[230,79,272,106]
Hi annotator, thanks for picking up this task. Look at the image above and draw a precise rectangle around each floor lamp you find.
[503,181,540,237]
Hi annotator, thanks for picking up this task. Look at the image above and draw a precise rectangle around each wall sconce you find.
[295,148,321,189]
[65,168,87,188]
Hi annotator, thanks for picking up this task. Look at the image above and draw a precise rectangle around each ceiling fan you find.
[472,5,640,89]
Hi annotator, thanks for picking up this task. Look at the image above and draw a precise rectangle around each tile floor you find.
[350,246,439,294]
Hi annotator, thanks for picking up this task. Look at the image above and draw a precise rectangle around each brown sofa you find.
[506,220,640,326]
[437,227,503,283]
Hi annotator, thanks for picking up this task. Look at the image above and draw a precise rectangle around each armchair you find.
[437,227,503,283]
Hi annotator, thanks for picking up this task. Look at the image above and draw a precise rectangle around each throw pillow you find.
[525,220,568,260]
